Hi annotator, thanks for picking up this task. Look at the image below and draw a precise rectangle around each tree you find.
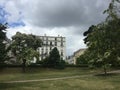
[76,51,89,65]
[48,47,60,68]
[9,32,42,72]
[42,47,65,69]
[0,23,7,65]
[83,0,120,75]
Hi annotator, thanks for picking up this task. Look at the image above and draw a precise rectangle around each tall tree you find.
[83,0,120,75]
[48,47,60,68]
[0,23,7,65]
[42,47,65,69]
[9,32,42,72]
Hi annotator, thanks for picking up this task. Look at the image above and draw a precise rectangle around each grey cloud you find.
[23,0,111,28]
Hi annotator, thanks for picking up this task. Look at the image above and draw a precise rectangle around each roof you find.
[74,48,86,55]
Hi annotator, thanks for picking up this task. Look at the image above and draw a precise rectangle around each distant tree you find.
[9,32,42,72]
[41,56,49,67]
[0,23,7,65]
[48,47,60,68]
[76,53,89,65]
[42,47,65,69]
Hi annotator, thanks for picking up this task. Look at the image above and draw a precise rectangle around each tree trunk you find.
[22,59,26,73]
[103,65,107,76]
[22,65,25,73]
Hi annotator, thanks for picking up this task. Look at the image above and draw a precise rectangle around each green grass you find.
[0,67,120,90]
[0,67,94,82]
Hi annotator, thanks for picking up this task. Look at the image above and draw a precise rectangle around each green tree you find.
[76,51,89,65]
[48,47,60,68]
[42,47,65,69]
[9,32,42,72]
[83,0,120,75]
[104,0,120,67]
[0,23,7,65]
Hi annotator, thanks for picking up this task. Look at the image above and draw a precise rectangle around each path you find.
[3,75,92,83]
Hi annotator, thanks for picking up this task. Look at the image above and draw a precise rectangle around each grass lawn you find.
[0,67,120,90]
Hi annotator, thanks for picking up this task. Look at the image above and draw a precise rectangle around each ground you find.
[0,67,120,90]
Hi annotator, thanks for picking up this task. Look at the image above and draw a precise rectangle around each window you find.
[50,47,52,50]
[41,50,44,55]
[50,41,52,46]
[61,52,63,56]
[46,37,48,41]
[46,48,48,52]
[61,38,63,46]
[55,37,57,41]
[61,42,63,46]
[55,42,57,46]
[46,41,48,45]
[42,37,44,40]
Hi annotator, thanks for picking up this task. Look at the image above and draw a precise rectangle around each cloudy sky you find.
[0,0,111,56]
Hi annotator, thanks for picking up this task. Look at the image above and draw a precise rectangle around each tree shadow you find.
[95,72,120,77]
[0,83,18,90]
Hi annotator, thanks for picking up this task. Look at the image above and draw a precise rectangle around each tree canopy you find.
[82,0,120,75]
[9,32,42,64]
[42,47,65,69]
[47,47,60,68]
[0,23,7,64]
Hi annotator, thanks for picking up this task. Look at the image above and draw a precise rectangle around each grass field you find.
[0,67,120,90]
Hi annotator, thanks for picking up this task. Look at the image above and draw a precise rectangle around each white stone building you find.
[38,35,66,61]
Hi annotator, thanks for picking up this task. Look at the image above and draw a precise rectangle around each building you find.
[38,35,66,61]
[73,48,86,64]
[67,48,86,64]
[67,55,74,64]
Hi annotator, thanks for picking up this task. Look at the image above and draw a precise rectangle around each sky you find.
[0,0,111,56]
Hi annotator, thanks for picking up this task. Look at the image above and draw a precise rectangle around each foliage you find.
[83,0,120,75]
[76,54,88,65]
[9,32,42,65]
[41,56,49,67]
[48,47,60,68]
[42,47,65,69]
[56,59,66,69]
[0,23,7,65]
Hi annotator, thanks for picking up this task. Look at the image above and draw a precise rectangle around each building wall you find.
[67,55,74,64]
[38,35,66,61]
[73,49,86,64]
[67,48,86,65]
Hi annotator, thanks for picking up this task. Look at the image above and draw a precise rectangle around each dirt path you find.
[3,75,92,83]
[108,70,120,74]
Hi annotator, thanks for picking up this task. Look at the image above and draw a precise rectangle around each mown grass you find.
[0,67,120,90]
[0,67,94,82]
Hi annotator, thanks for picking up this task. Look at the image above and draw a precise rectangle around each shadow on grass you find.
[0,82,43,90]
[95,72,120,77]
[0,82,32,90]
[0,83,17,90]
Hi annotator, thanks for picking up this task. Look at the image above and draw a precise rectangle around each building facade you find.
[73,48,86,64]
[38,35,66,61]
[67,55,74,64]
[67,48,86,64]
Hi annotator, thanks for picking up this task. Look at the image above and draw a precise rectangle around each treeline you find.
[0,25,66,71]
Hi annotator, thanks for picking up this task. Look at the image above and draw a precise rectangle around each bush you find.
[55,60,66,69]
[66,64,88,67]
